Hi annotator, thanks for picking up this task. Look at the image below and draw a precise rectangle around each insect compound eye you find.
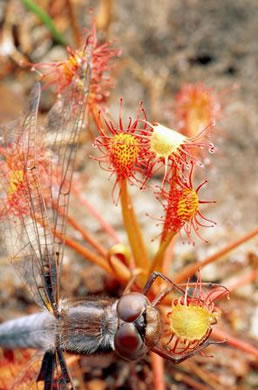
[117,293,148,322]
[114,323,145,360]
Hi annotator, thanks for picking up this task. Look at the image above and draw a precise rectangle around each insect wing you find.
[0,47,92,313]
[0,83,56,311]
[41,47,92,277]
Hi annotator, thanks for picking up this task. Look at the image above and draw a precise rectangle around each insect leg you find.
[122,268,143,295]
[36,351,56,390]
[56,349,75,390]
[142,272,184,296]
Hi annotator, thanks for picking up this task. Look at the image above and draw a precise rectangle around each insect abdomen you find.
[0,311,56,351]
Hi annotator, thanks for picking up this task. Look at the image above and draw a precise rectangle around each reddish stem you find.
[206,269,258,302]
[62,232,131,283]
[162,236,176,275]
[227,269,258,292]
[71,185,120,243]
[212,328,258,359]
[151,231,177,274]
[56,230,111,273]
[174,227,258,283]
[36,206,131,283]
[150,353,166,390]
[52,199,107,256]
[65,213,107,257]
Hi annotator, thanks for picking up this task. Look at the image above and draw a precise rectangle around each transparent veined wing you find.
[0,83,54,311]
[0,42,92,313]
[41,43,92,279]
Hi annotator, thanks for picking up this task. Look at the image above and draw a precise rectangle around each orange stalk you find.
[65,213,107,257]
[61,232,131,283]
[120,179,149,281]
[150,353,166,390]
[35,210,130,283]
[52,199,107,256]
[64,232,132,283]
[174,227,258,283]
[162,237,177,275]
[55,229,111,273]
[150,231,177,274]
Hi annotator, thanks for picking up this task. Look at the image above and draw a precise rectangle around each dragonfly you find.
[0,44,227,390]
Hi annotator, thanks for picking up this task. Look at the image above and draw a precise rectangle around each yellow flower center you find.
[63,52,81,80]
[110,133,139,170]
[169,303,218,341]
[177,188,199,221]
[150,123,187,158]
[7,170,24,196]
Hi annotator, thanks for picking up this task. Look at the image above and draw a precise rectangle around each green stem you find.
[120,179,149,281]
[22,0,67,46]
[150,231,177,274]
